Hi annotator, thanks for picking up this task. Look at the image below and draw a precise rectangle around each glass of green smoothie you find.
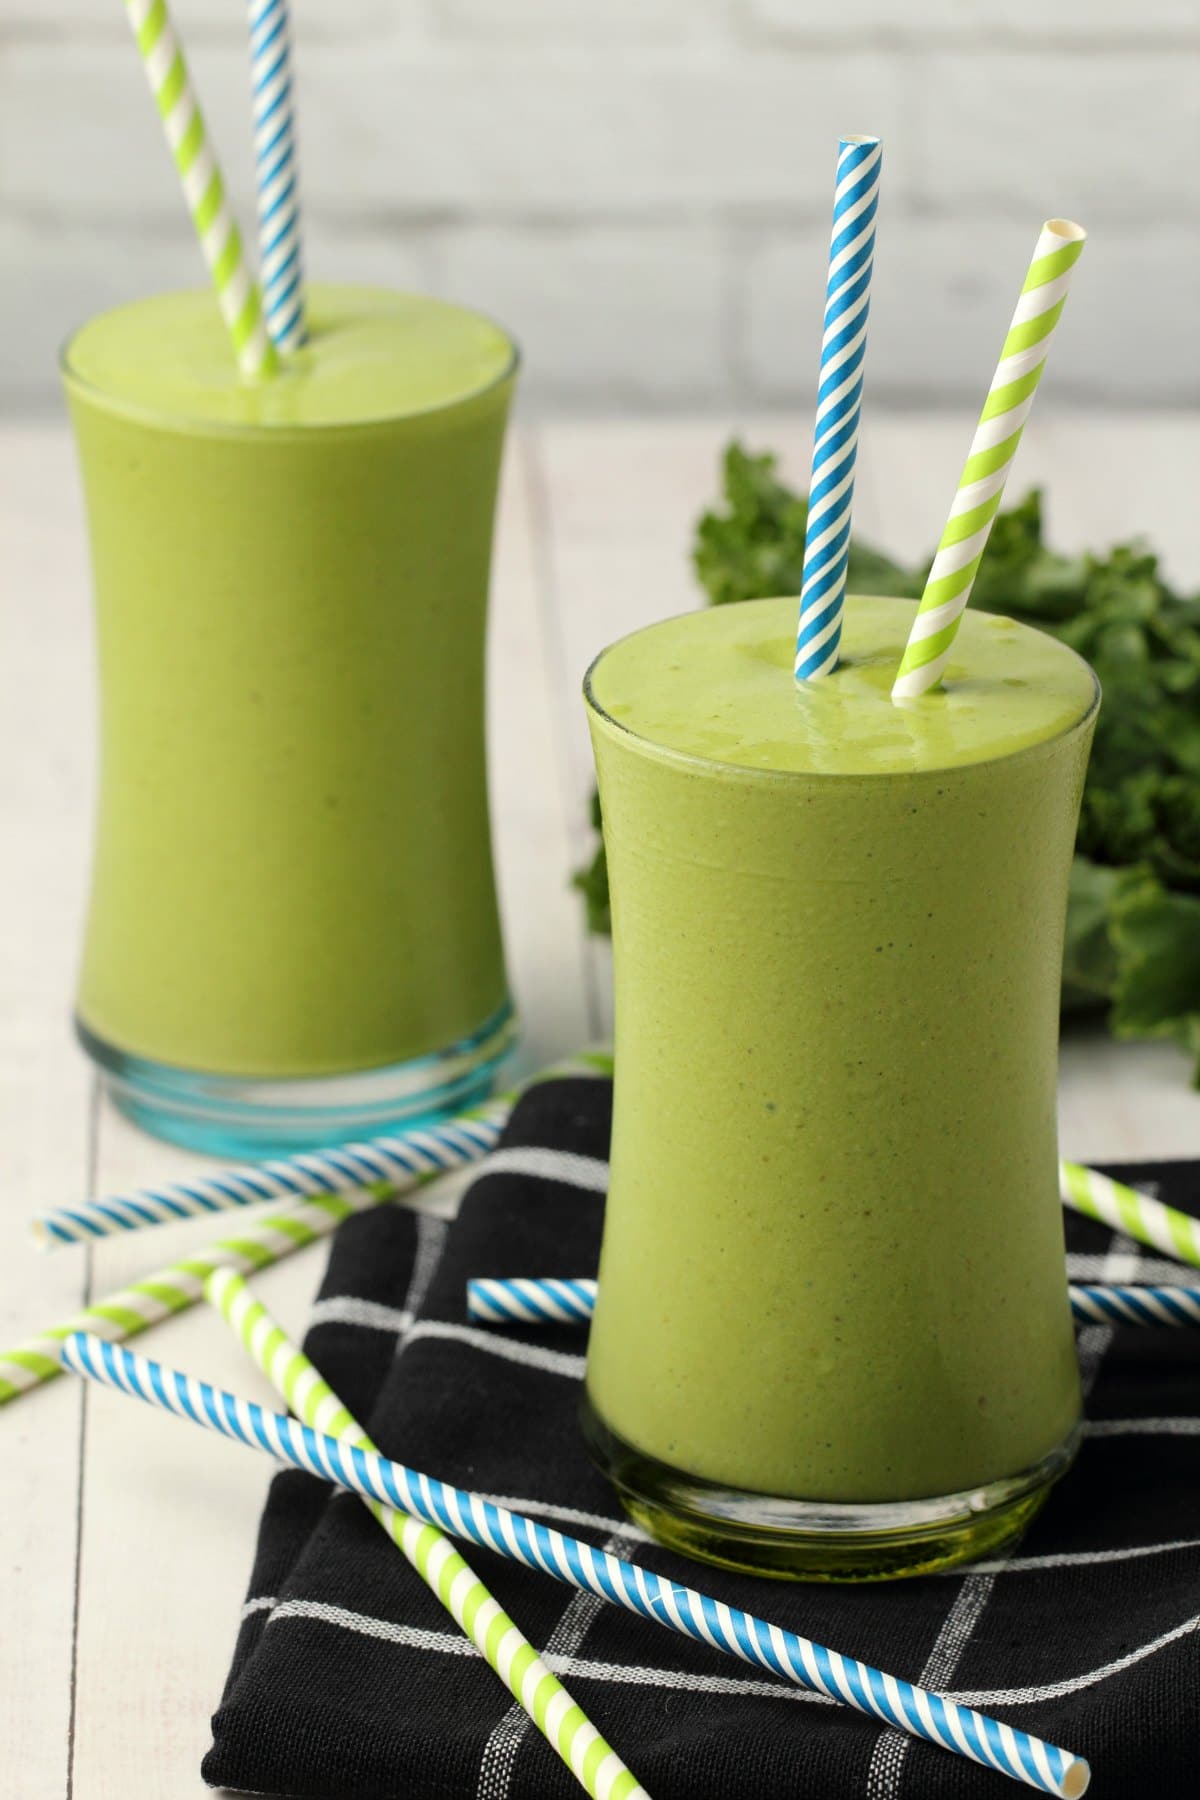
[581,593,1099,1580]
[62,285,518,1156]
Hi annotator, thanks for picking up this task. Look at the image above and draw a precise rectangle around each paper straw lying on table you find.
[468,1277,1200,1331]
[32,1103,507,1249]
[33,1049,613,1249]
[124,0,275,378]
[891,220,1086,700]
[1061,1161,1200,1270]
[2,1189,385,1406]
[248,0,307,352]
[4,1050,613,1404]
[206,1272,646,1800]
[60,1333,1091,1798]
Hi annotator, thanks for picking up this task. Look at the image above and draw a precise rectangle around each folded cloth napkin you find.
[205,1074,1199,1800]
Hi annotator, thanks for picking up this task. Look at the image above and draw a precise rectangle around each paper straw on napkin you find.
[248,0,307,351]
[794,134,881,681]
[59,1332,1091,1798]
[123,0,275,378]
[1061,1161,1200,1269]
[891,220,1086,700]
[205,1272,647,1800]
[468,1277,1200,1331]
[1068,1284,1200,1327]
[469,1276,599,1325]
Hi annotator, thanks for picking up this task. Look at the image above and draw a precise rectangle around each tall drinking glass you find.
[63,285,518,1155]
[582,594,1099,1580]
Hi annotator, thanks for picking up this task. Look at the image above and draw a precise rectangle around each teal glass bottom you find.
[77,1000,517,1158]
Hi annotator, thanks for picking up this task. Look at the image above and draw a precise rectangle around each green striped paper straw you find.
[206,1271,646,1800]
[1,1049,613,1408]
[1060,1161,1200,1270]
[124,0,276,379]
[891,220,1086,700]
[0,1186,385,1407]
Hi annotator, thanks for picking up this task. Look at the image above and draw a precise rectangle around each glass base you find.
[77,1001,517,1158]
[581,1396,1080,1582]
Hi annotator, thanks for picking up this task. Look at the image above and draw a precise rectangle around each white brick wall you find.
[745,0,1199,39]
[2,0,1196,412]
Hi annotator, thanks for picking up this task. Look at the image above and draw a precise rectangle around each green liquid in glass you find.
[585,596,1097,1552]
[64,285,517,1082]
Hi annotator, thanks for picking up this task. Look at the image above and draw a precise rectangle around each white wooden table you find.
[3,412,1199,1798]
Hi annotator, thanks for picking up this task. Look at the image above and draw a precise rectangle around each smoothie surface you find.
[588,594,1097,775]
[63,285,516,429]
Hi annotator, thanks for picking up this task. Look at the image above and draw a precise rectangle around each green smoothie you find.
[63,287,516,1137]
[583,595,1097,1560]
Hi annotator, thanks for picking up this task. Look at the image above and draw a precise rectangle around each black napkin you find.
[204,1075,1199,1799]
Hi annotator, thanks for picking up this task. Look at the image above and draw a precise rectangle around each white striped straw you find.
[468,1277,598,1325]
[2,1190,380,1406]
[1069,1285,1200,1328]
[468,1278,1200,1331]
[891,220,1085,700]
[32,1104,508,1249]
[1061,1162,1200,1270]
[124,0,275,379]
[32,1047,612,1250]
[248,0,307,351]
[2,1051,613,1405]
[60,1333,1092,1798]
[206,1271,648,1800]
[794,134,881,680]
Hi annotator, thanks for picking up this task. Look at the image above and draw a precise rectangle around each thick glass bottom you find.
[77,1001,517,1158]
[581,1395,1080,1582]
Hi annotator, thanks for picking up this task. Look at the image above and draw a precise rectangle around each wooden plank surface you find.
[2,413,1199,1796]
[0,424,95,1800]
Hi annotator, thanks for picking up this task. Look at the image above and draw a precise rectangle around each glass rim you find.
[58,288,521,440]
[583,598,1101,785]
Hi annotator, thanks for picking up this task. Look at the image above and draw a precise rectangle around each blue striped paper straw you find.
[794,134,881,681]
[59,1332,1090,1797]
[469,1277,1200,1331]
[32,1104,507,1248]
[248,0,306,352]
[468,1277,598,1325]
[31,1033,591,1252]
[1068,1284,1200,1328]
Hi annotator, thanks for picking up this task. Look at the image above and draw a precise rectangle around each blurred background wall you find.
[1,0,1197,414]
